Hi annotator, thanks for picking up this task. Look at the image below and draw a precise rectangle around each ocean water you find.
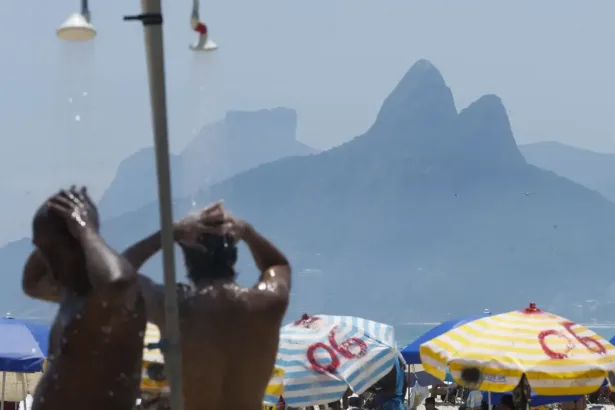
[394,323,615,347]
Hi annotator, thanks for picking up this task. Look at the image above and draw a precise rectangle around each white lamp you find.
[57,0,96,41]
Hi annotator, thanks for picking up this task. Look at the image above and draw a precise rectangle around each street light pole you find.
[125,1,185,409]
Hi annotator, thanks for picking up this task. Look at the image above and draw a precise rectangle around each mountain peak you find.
[371,59,457,134]
[456,94,526,169]
[339,61,525,173]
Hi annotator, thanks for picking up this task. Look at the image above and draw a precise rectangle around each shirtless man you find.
[122,202,291,410]
[24,187,145,410]
[25,201,291,410]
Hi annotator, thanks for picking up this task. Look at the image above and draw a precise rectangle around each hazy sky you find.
[0,0,612,244]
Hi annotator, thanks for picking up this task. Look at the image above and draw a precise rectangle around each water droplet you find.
[68,97,73,104]
[191,200,197,207]
[82,91,88,97]
[76,313,82,319]
[75,114,81,122]
[138,331,144,337]
[108,390,114,397]
[101,325,112,334]
[39,397,45,403]
[102,301,108,308]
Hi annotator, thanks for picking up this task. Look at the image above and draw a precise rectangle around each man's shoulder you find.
[246,285,289,312]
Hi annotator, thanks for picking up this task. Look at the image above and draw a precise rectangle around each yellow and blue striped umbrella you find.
[141,323,168,393]
[263,366,285,404]
[420,303,615,395]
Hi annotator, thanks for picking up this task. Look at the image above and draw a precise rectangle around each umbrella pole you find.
[128,0,185,409]
[20,374,26,410]
[1,372,5,410]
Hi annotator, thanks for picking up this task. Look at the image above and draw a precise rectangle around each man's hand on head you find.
[46,186,98,240]
[174,201,226,248]
[221,211,250,243]
[173,201,252,250]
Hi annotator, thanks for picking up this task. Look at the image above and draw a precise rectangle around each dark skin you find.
[24,202,291,410]
[25,187,145,410]
[123,203,291,410]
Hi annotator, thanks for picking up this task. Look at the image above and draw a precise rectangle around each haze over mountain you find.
[520,142,615,203]
[3,60,615,326]
[98,107,317,218]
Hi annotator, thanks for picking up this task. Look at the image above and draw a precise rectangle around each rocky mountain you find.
[96,60,615,323]
[98,107,317,218]
[520,141,615,203]
[3,60,615,325]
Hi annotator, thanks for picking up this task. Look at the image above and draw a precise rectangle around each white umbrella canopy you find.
[265,314,403,407]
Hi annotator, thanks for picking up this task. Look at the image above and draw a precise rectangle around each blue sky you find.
[0,0,612,244]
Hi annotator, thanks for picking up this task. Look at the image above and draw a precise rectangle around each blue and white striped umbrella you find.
[264,314,402,407]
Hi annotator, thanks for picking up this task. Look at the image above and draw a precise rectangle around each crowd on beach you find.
[257,377,609,410]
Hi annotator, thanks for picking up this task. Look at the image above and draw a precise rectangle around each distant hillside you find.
[98,107,317,218]
[97,60,615,323]
[520,142,615,203]
[3,60,615,325]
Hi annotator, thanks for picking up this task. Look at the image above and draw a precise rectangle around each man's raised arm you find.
[122,201,225,271]
[47,189,140,308]
[242,223,291,300]
[122,231,164,272]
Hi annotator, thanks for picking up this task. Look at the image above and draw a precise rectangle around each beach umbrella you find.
[420,302,615,395]
[407,364,453,386]
[140,323,168,394]
[401,313,490,364]
[0,317,49,373]
[264,314,402,407]
[0,317,50,404]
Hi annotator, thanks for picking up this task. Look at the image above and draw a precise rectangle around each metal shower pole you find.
[80,0,90,21]
[124,1,185,409]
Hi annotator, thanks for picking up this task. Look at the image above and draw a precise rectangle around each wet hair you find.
[180,234,238,283]
[33,202,74,245]
[32,199,97,294]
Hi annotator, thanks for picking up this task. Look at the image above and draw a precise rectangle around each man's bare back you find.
[24,202,291,410]
[23,187,145,410]
[124,203,291,410]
